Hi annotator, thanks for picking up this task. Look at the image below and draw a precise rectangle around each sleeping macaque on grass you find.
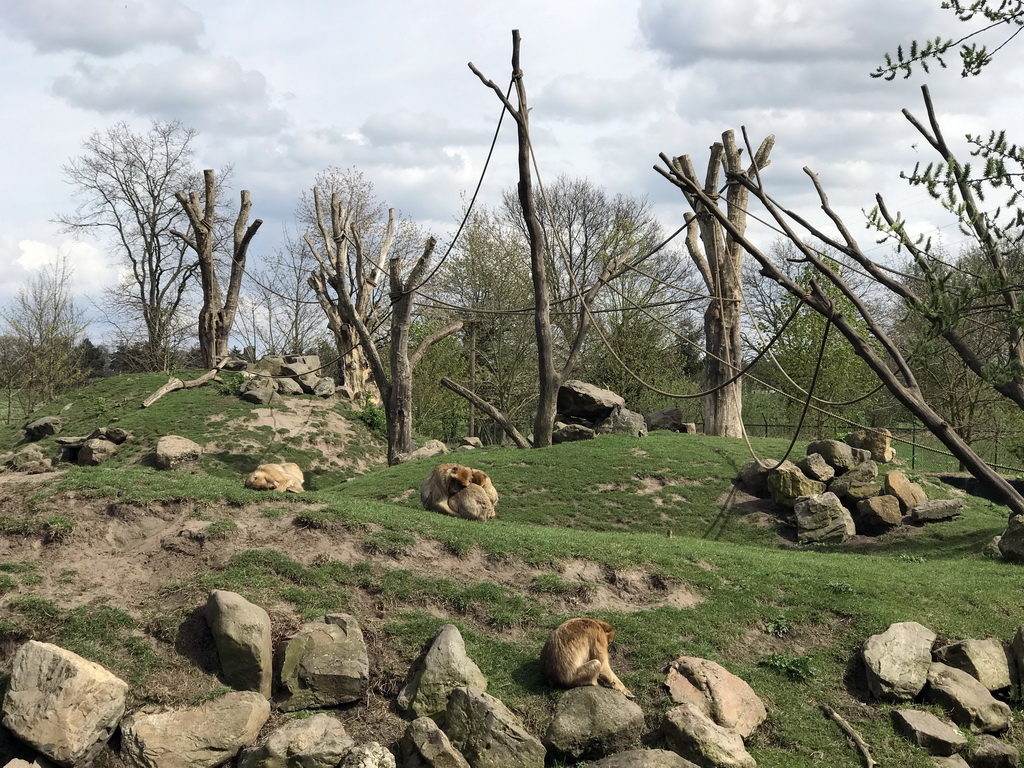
[449,482,496,521]
[419,463,473,516]
[539,617,634,698]
[244,462,305,493]
[470,469,499,507]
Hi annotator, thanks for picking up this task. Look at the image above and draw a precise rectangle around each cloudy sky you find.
[0,0,1019,335]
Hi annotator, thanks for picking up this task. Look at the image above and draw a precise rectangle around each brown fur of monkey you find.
[539,618,633,698]
[470,468,499,507]
[244,462,305,493]
[449,482,496,520]
[419,463,473,516]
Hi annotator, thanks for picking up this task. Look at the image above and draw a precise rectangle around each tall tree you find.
[471,34,662,446]
[172,168,262,368]
[659,131,773,437]
[58,120,200,371]
[300,168,415,396]
[1,255,89,415]
[305,186,462,463]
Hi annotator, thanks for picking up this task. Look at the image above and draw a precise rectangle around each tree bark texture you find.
[173,169,262,368]
[676,133,773,438]
[304,188,385,399]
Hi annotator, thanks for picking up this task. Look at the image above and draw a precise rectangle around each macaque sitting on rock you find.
[540,617,633,698]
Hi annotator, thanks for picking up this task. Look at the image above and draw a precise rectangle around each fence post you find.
[910,424,916,471]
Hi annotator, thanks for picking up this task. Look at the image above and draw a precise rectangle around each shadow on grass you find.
[174,605,219,676]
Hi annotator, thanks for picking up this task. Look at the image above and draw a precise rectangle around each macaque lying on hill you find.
[419,463,473,516]
[539,617,633,698]
[449,482,496,521]
[470,468,499,507]
[244,462,305,493]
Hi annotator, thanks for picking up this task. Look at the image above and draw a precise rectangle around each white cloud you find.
[52,55,287,134]
[12,239,114,297]
[0,0,202,56]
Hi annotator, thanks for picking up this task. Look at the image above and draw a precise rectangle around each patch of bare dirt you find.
[727,617,854,663]
[218,398,382,473]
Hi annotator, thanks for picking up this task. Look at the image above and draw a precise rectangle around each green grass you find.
[0,372,384,484]
[2,382,1023,766]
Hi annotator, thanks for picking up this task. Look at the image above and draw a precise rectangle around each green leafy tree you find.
[1,255,89,416]
[874,1,1024,79]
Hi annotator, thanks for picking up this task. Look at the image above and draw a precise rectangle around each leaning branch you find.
[821,706,875,768]
[440,377,532,449]
[141,368,222,408]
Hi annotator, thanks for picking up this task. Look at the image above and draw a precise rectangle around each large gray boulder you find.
[205,590,273,698]
[661,702,755,768]
[924,663,1012,733]
[663,656,766,739]
[557,381,625,422]
[400,717,470,768]
[443,686,545,768]
[998,515,1024,563]
[237,713,354,768]
[543,686,644,762]
[934,639,1013,692]
[862,621,937,702]
[845,428,896,463]
[2,641,128,768]
[768,461,827,508]
[120,690,270,768]
[794,492,855,544]
[279,614,369,711]
[891,709,967,757]
[797,453,835,483]
[884,470,928,512]
[398,625,487,720]
[589,751,700,768]
[805,439,865,474]
[967,734,1020,767]
[907,499,965,524]
[854,495,903,532]
[735,459,776,497]
[77,438,119,466]
[827,460,879,499]
[396,440,449,464]
[23,417,63,442]
[552,422,597,444]
[646,408,684,432]
[595,407,648,438]
[239,377,279,405]
[154,435,204,471]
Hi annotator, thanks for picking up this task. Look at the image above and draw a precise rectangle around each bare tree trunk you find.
[173,169,262,368]
[677,133,773,437]
[470,31,559,448]
[304,188,384,399]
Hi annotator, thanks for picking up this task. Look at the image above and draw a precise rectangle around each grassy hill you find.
[0,375,1020,767]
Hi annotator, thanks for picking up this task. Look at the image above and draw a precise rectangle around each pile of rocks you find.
[552,381,648,443]
[736,432,963,544]
[0,589,771,768]
[0,418,136,473]
[863,620,1023,765]
[645,407,698,434]
[233,355,338,405]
